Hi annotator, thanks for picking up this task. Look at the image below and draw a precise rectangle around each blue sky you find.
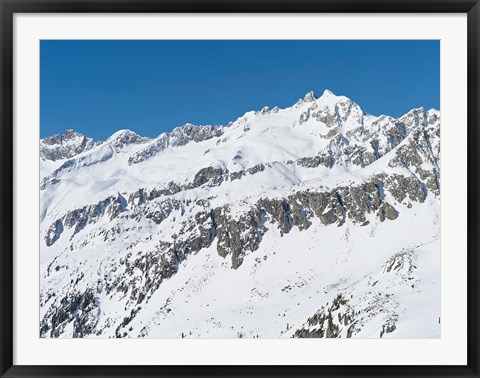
[40,40,439,140]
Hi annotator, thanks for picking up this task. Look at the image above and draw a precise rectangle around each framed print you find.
[1,1,479,377]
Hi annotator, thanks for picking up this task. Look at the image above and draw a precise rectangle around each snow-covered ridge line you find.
[128,124,224,165]
[40,90,439,193]
[41,89,439,157]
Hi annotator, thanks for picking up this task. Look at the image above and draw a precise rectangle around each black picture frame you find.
[1,1,479,377]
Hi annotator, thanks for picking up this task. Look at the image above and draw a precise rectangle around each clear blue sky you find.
[40,40,439,140]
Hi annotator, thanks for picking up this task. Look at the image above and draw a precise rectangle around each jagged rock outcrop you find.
[45,219,64,247]
[190,166,229,188]
[45,195,185,245]
[40,130,98,161]
[213,206,267,269]
[128,124,224,165]
[293,247,419,339]
[128,134,170,165]
[293,294,351,338]
[170,124,223,146]
[40,288,100,338]
[107,129,151,152]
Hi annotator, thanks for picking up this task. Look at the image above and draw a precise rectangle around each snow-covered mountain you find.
[39,89,440,339]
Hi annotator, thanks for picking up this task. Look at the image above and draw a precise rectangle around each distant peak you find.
[41,129,86,144]
[62,129,83,138]
[401,107,440,120]
[108,129,138,139]
[303,91,317,102]
[299,89,341,104]
[172,123,199,132]
[106,129,150,152]
[401,107,426,118]
[321,89,335,97]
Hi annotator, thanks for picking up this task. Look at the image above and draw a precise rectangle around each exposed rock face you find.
[47,154,433,337]
[45,195,185,244]
[45,219,64,247]
[385,174,427,204]
[294,108,436,172]
[40,288,100,338]
[296,154,335,169]
[40,130,97,161]
[377,203,399,222]
[214,206,267,269]
[190,166,229,189]
[128,124,224,165]
[388,118,440,197]
[170,124,224,147]
[128,134,170,165]
[41,170,440,339]
[293,248,418,339]
[44,164,431,278]
[293,294,350,338]
[107,129,151,152]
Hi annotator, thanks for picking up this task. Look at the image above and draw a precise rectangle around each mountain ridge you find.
[39,89,441,339]
[40,89,439,158]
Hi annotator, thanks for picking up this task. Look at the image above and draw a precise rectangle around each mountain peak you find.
[321,89,335,97]
[40,129,96,161]
[41,129,85,146]
[107,129,150,152]
[303,91,317,102]
[399,107,426,120]
[296,89,340,107]
[108,129,138,139]
[62,129,82,138]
